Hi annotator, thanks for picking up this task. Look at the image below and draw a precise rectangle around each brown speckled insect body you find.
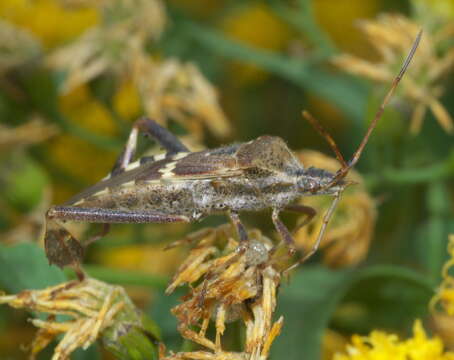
[44,32,421,279]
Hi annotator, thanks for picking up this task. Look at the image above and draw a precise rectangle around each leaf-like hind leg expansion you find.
[111,117,189,176]
[44,216,85,274]
[228,211,248,243]
[44,207,189,271]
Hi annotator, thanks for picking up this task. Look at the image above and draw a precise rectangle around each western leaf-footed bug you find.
[44,31,422,279]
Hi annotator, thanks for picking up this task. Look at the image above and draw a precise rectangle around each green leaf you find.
[271,264,434,360]
[72,345,101,360]
[75,265,168,290]
[423,181,452,280]
[0,242,66,293]
[272,266,353,360]
[337,265,434,333]
[3,154,49,212]
[148,289,185,353]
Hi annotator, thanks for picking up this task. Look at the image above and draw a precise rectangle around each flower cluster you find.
[431,235,454,316]
[0,277,160,360]
[162,225,286,360]
[47,0,230,140]
[334,320,454,360]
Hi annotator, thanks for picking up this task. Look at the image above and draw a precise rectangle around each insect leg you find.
[299,191,342,263]
[45,207,189,271]
[85,223,111,246]
[47,206,190,224]
[135,117,189,154]
[111,117,189,176]
[283,204,317,233]
[228,211,248,243]
[271,209,297,256]
[284,191,343,274]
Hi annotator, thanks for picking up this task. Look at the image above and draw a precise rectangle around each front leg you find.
[283,191,343,274]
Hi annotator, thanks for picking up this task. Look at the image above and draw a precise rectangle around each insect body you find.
[44,32,421,278]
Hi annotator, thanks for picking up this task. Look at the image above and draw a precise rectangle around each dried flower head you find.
[132,56,231,139]
[0,117,58,151]
[294,150,376,268]
[0,278,160,359]
[333,14,454,134]
[47,0,166,92]
[163,225,285,360]
[47,0,230,139]
[431,235,454,316]
[334,319,454,360]
[0,20,41,73]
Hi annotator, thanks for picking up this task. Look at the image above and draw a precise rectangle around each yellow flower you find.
[113,79,142,120]
[431,235,454,316]
[333,14,454,134]
[334,320,454,360]
[314,0,380,56]
[47,0,166,92]
[48,85,117,201]
[0,0,98,48]
[221,2,292,84]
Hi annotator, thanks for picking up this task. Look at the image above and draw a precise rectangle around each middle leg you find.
[271,208,296,256]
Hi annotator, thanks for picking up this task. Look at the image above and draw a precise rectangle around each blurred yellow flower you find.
[49,85,117,196]
[95,243,186,276]
[334,320,454,360]
[431,235,454,316]
[47,0,230,139]
[322,329,348,360]
[314,0,380,56]
[222,2,292,84]
[0,0,98,48]
[412,0,454,20]
[0,20,41,73]
[333,14,454,134]
[294,150,376,268]
[47,0,166,92]
[113,79,142,120]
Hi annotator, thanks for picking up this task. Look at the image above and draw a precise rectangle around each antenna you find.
[303,29,422,187]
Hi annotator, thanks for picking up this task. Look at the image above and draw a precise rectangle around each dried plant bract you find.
[0,278,160,360]
[163,225,286,360]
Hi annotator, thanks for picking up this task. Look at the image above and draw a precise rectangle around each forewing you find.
[64,146,243,206]
[137,148,243,181]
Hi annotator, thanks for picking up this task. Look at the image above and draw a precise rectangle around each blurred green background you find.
[0,0,453,359]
